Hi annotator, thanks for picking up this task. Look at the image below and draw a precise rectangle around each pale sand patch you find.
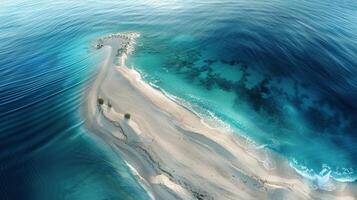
[151,174,194,200]
[83,33,357,200]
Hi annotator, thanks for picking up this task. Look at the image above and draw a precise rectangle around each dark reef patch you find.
[140,44,357,143]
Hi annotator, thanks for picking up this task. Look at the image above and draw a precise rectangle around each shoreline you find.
[82,33,357,200]
[135,63,357,185]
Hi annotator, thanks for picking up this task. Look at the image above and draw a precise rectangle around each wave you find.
[124,161,156,200]
[145,74,232,133]
[290,159,356,191]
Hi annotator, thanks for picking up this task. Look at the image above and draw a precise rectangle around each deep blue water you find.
[0,0,356,199]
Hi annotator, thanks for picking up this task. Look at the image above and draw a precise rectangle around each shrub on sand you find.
[97,97,104,106]
[96,44,103,49]
[124,113,131,120]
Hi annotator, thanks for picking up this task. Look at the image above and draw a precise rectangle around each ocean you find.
[0,0,356,199]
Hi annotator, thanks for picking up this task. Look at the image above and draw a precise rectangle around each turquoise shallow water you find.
[0,0,356,199]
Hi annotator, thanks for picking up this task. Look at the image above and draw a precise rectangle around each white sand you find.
[83,33,357,200]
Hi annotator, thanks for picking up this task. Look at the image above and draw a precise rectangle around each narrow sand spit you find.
[83,33,357,200]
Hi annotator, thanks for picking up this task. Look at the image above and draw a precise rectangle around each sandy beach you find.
[83,33,357,200]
